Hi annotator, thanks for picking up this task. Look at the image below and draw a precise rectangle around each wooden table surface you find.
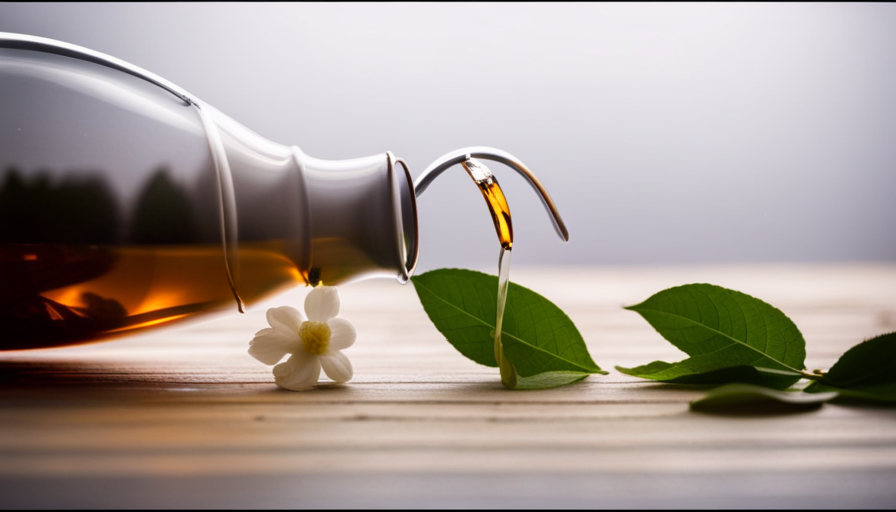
[1,264,895,509]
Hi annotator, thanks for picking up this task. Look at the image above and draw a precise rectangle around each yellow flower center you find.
[299,321,331,356]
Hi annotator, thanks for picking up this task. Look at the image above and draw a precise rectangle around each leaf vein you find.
[632,306,801,374]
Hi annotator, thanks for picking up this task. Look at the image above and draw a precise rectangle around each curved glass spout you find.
[414,147,569,241]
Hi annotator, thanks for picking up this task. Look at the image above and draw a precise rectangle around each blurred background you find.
[1,2,894,273]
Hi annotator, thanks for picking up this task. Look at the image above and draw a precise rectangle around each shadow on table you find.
[0,360,137,388]
[636,383,827,417]
[0,359,264,391]
[689,400,825,416]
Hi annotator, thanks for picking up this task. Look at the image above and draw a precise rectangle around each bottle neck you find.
[301,151,418,286]
[210,108,418,296]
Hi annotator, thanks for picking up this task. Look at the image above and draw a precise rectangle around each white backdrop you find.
[2,3,894,272]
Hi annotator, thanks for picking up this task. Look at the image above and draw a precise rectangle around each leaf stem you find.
[800,369,826,381]
[496,338,518,389]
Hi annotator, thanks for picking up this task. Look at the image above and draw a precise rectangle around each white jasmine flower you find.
[248,286,356,390]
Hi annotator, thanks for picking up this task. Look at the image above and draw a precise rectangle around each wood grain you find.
[1,264,895,508]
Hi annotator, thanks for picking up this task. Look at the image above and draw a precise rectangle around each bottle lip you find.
[387,152,419,284]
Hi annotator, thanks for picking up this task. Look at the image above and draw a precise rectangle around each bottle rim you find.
[387,152,419,284]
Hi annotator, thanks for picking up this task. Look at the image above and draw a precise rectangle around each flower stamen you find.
[299,321,331,356]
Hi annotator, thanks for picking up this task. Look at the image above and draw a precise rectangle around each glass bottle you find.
[0,32,568,350]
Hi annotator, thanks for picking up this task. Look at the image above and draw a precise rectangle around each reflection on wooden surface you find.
[0,264,895,507]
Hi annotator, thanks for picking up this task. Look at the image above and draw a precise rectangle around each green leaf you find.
[619,283,806,390]
[690,383,837,412]
[412,269,605,381]
[514,371,591,390]
[805,332,896,403]
[617,361,802,390]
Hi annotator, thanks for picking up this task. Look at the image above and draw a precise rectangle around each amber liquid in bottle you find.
[0,241,303,350]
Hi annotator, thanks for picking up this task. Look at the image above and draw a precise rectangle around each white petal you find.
[248,327,299,365]
[326,318,356,350]
[266,306,304,336]
[320,350,353,383]
[273,353,321,390]
[305,286,340,322]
